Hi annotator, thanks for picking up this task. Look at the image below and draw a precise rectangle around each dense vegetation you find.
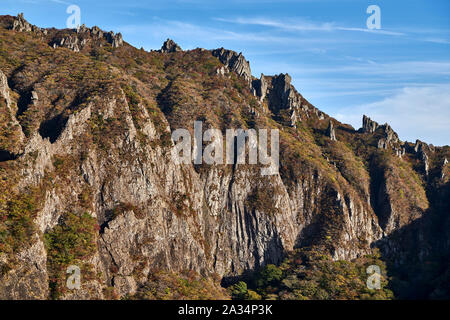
[131,270,228,300]
[44,212,99,299]
[229,248,394,300]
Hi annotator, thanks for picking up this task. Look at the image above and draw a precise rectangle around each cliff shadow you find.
[38,113,68,143]
[373,181,450,299]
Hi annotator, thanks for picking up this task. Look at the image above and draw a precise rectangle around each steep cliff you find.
[0,14,448,300]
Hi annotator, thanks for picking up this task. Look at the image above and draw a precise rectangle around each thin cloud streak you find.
[268,61,450,76]
[114,18,369,49]
[214,17,405,36]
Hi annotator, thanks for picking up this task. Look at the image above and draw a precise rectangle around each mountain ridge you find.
[0,13,448,300]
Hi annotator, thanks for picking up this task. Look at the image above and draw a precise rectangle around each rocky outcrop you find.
[252,74,268,102]
[0,235,49,299]
[13,13,32,32]
[52,34,82,52]
[211,48,252,82]
[105,31,123,48]
[50,25,124,51]
[251,73,322,127]
[415,140,431,175]
[442,158,448,180]
[9,13,46,35]
[11,13,32,32]
[0,70,11,105]
[8,13,124,52]
[360,115,400,150]
[0,70,25,158]
[160,39,182,53]
[362,115,378,133]
[326,120,336,141]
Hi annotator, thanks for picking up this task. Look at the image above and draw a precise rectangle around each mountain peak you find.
[9,12,44,34]
[160,38,182,53]
[211,48,252,82]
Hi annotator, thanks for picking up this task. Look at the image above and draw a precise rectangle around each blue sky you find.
[2,0,450,145]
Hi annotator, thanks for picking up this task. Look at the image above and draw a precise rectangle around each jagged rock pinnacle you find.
[160,39,182,53]
[326,120,336,141]
[211,48,251,82]
[415,140,431,175]
[10,13,46,34]
[361,115,400,150]
[11,13,32,32]
[362,115,378,133]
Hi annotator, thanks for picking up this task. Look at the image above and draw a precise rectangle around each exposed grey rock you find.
[31,91,39,101]
[105,31,123,48]
[10,13,44,34]
[0,70,11,106]
[422,153,430,175]
[441,158,448,180]
[211,48,251,82]
[378,139,387,149]
[0,69,25,155]
[55,35,80,52]
[11,13,32,32]
[361,115,378,133]
[317,111,325,120]
[362,116,399,149]
[383,124,399,145]
[252,74,268,102]
[270,73,294,111]
[0,235,49,299]
[216,66,228,76]
[395,146,406,158]
[160,39,182,53]
[326,120,336,141]
[414,140,431,175]
[50,25,123,52]
[90,26,104,39]
[414,140,429,154]
[253,73,323,127]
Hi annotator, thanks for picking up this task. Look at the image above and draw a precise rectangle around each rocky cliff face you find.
[159,39,182,53]
[211,48,252,82]
[0,14,448,300]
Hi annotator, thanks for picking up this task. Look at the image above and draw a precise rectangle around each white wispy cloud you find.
[114,18,365,50]
[267,61,450,77]
[214,17,335,31]
[116,20,295,45]
[335,27,404,36]
[334,85,450,146]
[422,38,450,44]
[49,0,70,4]
[214,17,405,36]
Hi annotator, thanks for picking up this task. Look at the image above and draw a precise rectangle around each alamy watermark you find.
[66,4,81,29]
[66,265,81,290]
[171,121,279,176]
[366,5,381,30]
[366,264,381,290]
